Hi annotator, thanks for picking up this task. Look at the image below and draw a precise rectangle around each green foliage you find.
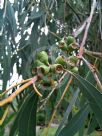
[9,93,38,136]
[0,0,102,136]
[56,104,90,136]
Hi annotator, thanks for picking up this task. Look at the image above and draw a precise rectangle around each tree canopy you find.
[0,0,102,136]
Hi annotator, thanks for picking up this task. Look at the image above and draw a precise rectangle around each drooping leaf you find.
[57,104,90,136]
[87,115,98,135]
[9,92,38,136]
[0,9,3,31]
[73,73,102,127]
[1,37,11,91]
[18,94,38,136]
[56,89,80,136]
[6,1,17,41]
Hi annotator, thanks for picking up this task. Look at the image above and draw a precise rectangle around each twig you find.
[0,107,9,125]
[82,57,102,92]
[0,78,32,97]
[0,76,38,106]
[45,76,73,136]
[37,72,68,112]
[72,18,88,38]
[33,83,42,97]
[78,0,97,58]
[68,41,102,58]
[85,49,102,58]
[48,30,61,40]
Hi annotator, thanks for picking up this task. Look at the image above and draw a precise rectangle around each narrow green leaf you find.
[18,93,38,136]
[0,9,3,31]
[56,89,80,136]
[57,104,90,136]
[9,92,38,136]
[73,74,102,127]
[87,115,98,135]
[2,38,11,91]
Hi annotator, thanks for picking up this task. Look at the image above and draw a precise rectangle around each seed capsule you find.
[37,65,50,75]
[58,39,67,51]
[71,66,78,73]
[35,60,44,67]
[66,36,76,46]
[32,60,44,74]
[50,64,63,73]
[55,55,67,68]
[68,56,78,64]
[37,51,49,65]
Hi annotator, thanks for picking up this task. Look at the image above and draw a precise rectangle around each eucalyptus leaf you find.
[57,104,90,136]
[73,74,102,127]
[9,92,38,136]
[56,89,80,136]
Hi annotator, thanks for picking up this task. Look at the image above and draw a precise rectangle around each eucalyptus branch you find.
[85,49,102,58]
[82,57,102,92]
[33,83,42,97]
[72,44,102,58]
[78,0,97,58]
[37,72,68,112]
[0,76,38,106]
[0,78,32,97]
[72,18,88,38]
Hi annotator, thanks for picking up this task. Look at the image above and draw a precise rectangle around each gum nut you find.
[55,56,67,67]
[37,51,49,65]
[38,65,50,74]
[71,67,78,73]
[58,40,67,50]
[66,36,76,45]
[35,60,44,67]
[68,56,78,64]
[50,64,63,73]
